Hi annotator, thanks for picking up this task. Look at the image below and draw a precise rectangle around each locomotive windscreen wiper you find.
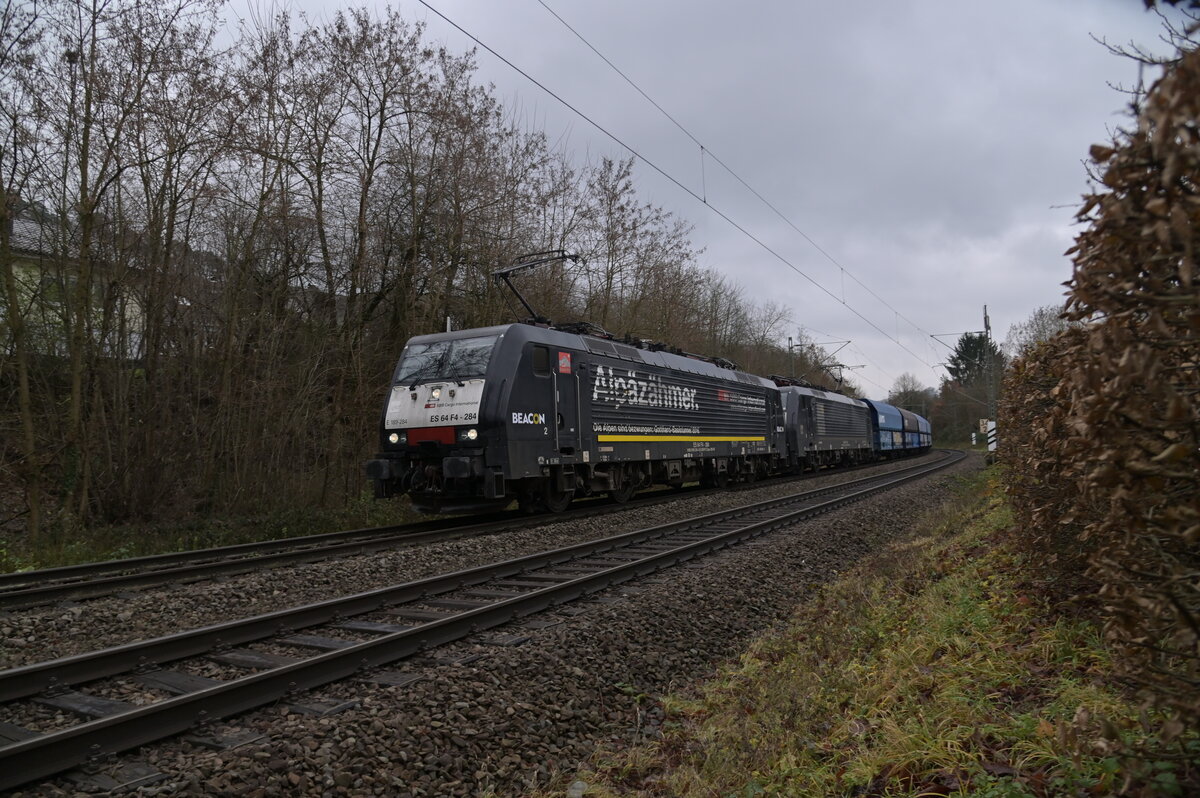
[395,343,446,386]
[402,359,447,389]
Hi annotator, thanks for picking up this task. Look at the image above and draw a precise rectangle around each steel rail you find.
[0,451,961,791]
[0,515,480,588]
[0,515,522,610]
[0,452,956,702]
[0,456,926,609]
[0,484,712,609]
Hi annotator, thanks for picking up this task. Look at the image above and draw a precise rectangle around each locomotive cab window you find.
[392,335,498,386]
[532,345,551,376]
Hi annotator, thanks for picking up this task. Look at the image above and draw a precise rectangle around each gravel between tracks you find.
[6,452,981,796]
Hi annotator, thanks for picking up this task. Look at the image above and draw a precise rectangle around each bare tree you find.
[887,372,936,415]
[0,0,46,537]
[3,1,861,543]
[1004,303,1074,357]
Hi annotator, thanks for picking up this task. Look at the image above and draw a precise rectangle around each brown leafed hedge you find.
[1001,45,1199,732]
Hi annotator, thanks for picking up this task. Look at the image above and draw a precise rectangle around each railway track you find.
[0,456,920,610]
[0,486,714,610]
[0,450,961,792]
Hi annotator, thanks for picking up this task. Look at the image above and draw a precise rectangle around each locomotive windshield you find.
[393,335,497,386]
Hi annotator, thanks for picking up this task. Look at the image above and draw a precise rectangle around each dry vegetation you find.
[538,471,1198,797]
[1002,39,1199,737]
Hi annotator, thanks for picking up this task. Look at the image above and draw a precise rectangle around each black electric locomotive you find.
[778,385,874,469]
[365,323,786,513]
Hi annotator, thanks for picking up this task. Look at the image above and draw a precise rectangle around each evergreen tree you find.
[945,332,1005,386]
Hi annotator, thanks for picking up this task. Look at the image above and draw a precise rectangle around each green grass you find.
[0,491,430,573]
[545,469,1198,797]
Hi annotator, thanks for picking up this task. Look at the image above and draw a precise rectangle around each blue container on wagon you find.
[916,415,932,448]
[863,399,905,451]
[898,408,922,449]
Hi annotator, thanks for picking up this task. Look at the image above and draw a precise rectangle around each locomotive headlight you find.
[430,387,442,400]
[388,433,400,444]
[464,428,478,441]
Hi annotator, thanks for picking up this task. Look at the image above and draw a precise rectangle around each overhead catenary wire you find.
[534,2,944,346]
[418,0,948,388]
[789,323,897,394]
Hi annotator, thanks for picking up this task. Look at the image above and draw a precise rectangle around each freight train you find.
[365,322,932,513]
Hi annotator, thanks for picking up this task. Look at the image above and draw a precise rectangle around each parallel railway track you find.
[0,457,922,610]
[0,486,709,610]
[0,450,961,791]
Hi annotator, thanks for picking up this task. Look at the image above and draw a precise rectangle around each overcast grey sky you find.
[234,1,1182,398]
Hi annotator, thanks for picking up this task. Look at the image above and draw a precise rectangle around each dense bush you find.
[1001,44,1199,732]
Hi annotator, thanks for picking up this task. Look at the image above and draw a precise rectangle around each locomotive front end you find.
[366,329,507,512]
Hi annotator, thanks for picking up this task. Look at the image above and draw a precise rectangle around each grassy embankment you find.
[551,468,1198,797]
